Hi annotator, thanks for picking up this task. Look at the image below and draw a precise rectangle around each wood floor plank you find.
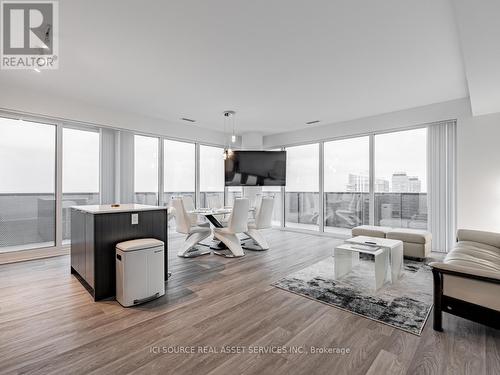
[366,350,404,375]
[486,327,500,375]
[206,327,293,375]
[0,229,497,375]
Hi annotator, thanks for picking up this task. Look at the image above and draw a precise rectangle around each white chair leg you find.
[177,231,211,258]
[243,228,269,251]
[213,232,245,258]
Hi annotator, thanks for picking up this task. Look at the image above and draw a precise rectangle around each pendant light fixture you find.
[223,110,236,160]
[231,112,236,143]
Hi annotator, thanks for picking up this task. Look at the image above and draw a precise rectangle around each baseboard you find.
[0,246,69,265]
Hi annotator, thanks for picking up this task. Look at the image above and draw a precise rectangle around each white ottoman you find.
[351,225,392,239]
[386,228,432,259]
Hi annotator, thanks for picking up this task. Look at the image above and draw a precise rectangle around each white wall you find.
[241,132,264,150]
[453,0,500,116]
[0,85,225,145]
[457,112,500,232]
[264,97,500,234]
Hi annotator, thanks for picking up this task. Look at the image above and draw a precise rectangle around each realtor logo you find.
[1,0,58,69]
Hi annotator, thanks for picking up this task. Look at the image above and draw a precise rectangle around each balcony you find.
[285,192,428,235]
[135,192,227,209]
[0,192,99,252]
[0,191,427,252]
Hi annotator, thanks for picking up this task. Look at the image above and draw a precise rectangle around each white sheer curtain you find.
[428,121,457,252]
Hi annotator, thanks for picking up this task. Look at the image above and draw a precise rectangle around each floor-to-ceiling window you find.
[374,128,428,229]
[285,143,319,230]
[62,128,100,243]
[324,136,370,235]
[0,117,56,252]
[0,108,435,256]
[163,139,196,206]
[225,186,243,207]
[261,185,282,226]
[134,135,159,205]
[261,148,283,226]
[199,145,224,208]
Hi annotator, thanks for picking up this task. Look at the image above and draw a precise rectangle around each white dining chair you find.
[243,197,274,250]
[213,198,249,258]
[171,197,211,258]
[182,195,209,227]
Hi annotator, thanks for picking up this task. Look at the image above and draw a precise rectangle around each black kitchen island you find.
[70,204,168,301]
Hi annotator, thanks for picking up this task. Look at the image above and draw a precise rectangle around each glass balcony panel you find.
[134,135,159,205]
[200,145,224,209]
[62,128,100,243]
[285,144,320,230]
[375,128,428,230]
[163,139,195,206]
[0,118,56,252]
[323,136,370,236]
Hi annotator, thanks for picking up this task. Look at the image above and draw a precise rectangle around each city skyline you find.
[346,171,422,193]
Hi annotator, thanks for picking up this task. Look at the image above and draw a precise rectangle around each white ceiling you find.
[0,0,470,135]
[453,0,500,117]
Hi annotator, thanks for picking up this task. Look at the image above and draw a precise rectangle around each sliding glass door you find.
[163,139,196,206]
[276,127,429,234]
[374,128,428,229]
[199,145,224,208]
[323,136,370,235]
[0,117,56,252]
[134,135,159,205]
[285,143,319,230]
[62,128,100,243]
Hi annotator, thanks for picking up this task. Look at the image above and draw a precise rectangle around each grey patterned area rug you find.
[273,256,433,335]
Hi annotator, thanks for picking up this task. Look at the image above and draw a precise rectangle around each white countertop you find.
[70,204,167,214]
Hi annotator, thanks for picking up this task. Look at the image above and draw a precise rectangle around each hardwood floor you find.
[0,230,498,375]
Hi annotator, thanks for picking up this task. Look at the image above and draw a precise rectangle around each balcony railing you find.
[374,192,428,230]
[285,191,427,230]
[0,191,427,252]
[0,192,99,251]
[135,191,226,209]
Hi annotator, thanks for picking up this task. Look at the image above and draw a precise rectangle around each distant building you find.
[346,174,368,192]
[391,172,422,193]
[346,173,389,192]
[375,179,390,192]
[392,172,410,192]
[408,176,422,193]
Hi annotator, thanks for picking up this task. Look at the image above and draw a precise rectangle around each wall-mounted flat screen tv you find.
[225,151,286,186]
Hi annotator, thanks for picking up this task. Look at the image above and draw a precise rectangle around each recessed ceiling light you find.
[181,117,196,123]
[306,120,320,125]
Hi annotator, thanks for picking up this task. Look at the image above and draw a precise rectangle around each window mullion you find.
[369,134,375,225]
[55,123,63,248]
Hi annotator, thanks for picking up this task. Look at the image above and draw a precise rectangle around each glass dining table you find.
[187,207,255,250]
[187,208,232,250]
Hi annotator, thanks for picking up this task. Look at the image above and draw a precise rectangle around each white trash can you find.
[116,238,165,307]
